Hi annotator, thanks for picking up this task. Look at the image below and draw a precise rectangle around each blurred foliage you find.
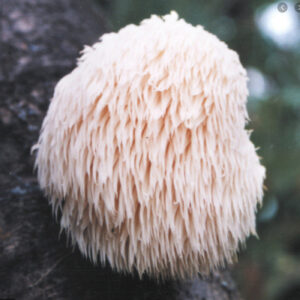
[98,0,300,299]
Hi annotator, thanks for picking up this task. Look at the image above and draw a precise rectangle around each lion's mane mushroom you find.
[33,12,265,280]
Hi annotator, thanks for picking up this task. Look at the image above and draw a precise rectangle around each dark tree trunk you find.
[0,0,243,299]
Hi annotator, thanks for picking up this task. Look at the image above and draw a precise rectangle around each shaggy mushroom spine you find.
[33,11,265,280]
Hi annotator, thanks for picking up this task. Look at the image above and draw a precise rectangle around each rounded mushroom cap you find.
[34,12,265,280]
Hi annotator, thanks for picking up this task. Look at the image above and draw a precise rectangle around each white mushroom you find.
[33,11,265,280]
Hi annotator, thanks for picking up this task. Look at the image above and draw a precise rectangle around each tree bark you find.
[0,0,242,299]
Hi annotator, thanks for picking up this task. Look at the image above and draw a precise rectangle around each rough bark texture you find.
[0,0,243,299]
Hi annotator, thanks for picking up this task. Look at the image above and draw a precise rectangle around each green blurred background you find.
[98,1,300,299]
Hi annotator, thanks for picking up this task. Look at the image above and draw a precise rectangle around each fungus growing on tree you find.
[33,12,265,280]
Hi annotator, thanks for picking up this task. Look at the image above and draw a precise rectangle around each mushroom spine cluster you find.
[33,12,265,280]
